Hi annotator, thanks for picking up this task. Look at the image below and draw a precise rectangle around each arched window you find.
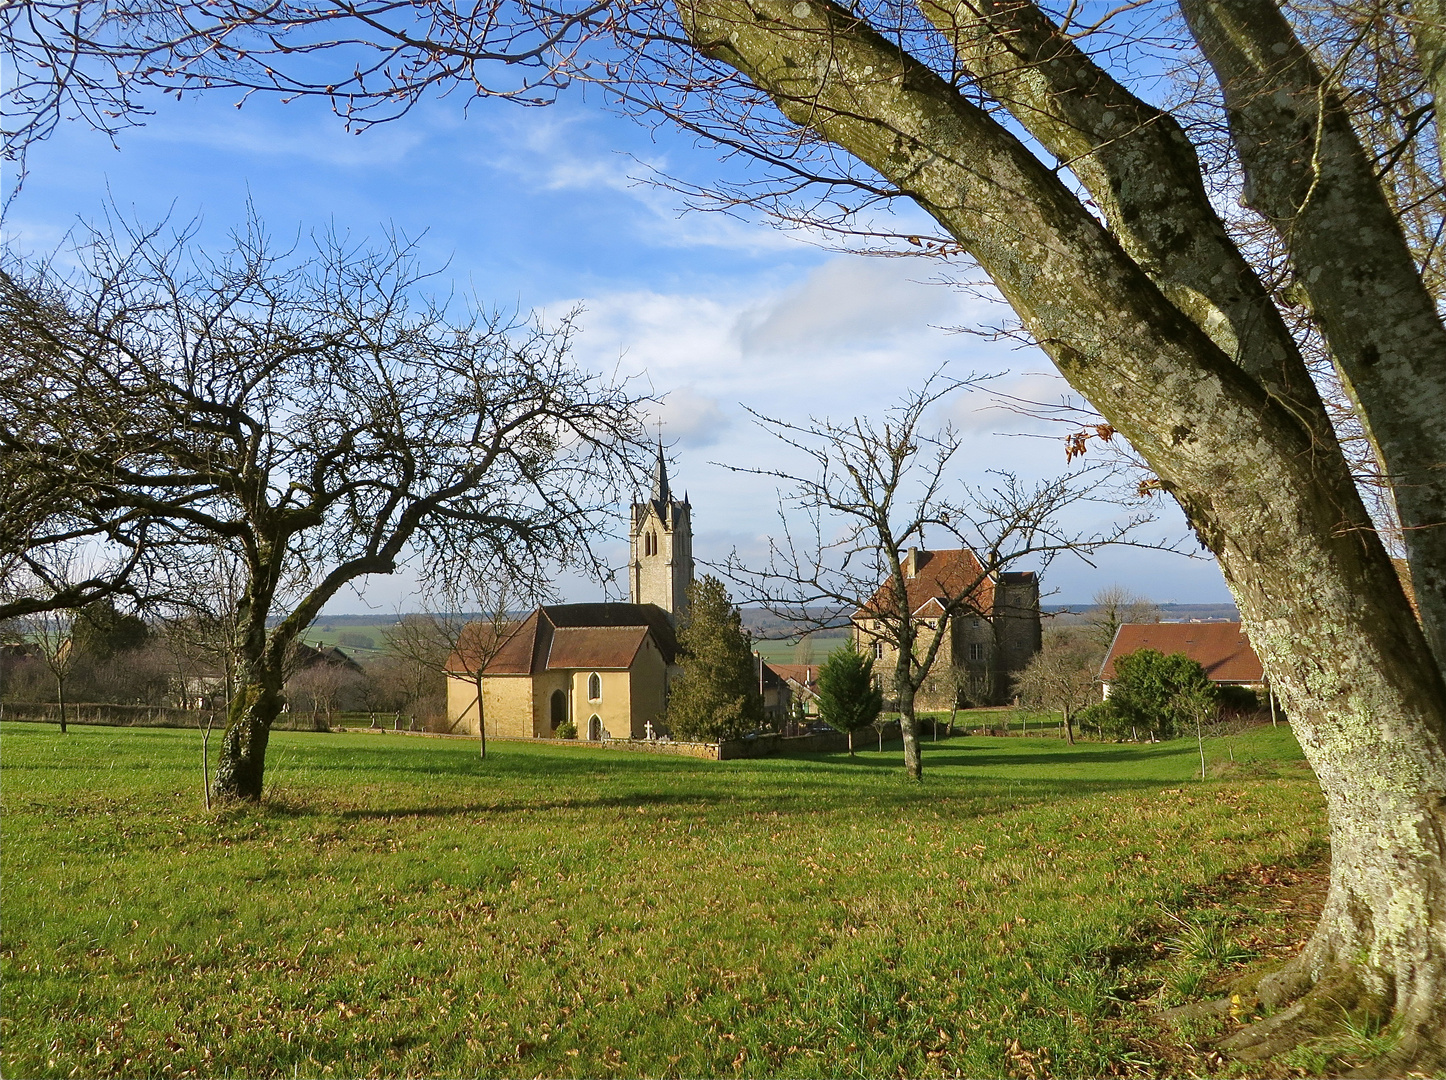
[550,689,567,730]
[588,715,602,741]
[587,672,601,701]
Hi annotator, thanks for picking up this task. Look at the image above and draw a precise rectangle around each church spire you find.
[651,438,671,504]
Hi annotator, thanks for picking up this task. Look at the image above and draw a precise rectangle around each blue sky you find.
[4,85,1234,611]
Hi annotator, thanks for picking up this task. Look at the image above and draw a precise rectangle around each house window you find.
[968,643,987,661]
[588,672,602,701]
[588,715,603,741]
[871,641,883,660]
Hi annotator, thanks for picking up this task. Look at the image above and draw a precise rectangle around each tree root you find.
[1165,959,1446,1076]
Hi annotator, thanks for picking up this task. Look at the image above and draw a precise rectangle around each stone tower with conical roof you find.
[629,442,694,622]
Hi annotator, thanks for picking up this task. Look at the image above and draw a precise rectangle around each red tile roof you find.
[766,662,819,690]
[856,548,994,619]
[447,603,678,675]
[545,626,649,670]
[1099,622,1264,684]
[446,618,527,674]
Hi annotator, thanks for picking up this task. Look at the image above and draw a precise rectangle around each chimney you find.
[903,547,920,578]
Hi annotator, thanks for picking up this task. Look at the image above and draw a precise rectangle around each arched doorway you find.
[588,715,602,741]
[550,689,566,732]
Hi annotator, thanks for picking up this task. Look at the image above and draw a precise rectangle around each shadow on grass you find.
[335,789,727,820]
[333,773,1192,822]
[805,740,1194,772]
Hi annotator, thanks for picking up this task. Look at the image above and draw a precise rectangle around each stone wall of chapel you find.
[448,673,536,738]
[570,668,632,740]
[628,640,668,739]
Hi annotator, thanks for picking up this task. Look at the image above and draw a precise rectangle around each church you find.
[444,445,694,741]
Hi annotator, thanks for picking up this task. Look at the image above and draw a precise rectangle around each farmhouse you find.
[764,662,820,720]
[1098,622,1264,698]
[445,445,692,741]
[852,546,1041,708]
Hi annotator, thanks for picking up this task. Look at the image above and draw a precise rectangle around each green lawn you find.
[0,722,1324,1078]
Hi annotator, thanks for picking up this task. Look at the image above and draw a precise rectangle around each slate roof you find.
[447,603,678,675]
[1099,622,1264,685]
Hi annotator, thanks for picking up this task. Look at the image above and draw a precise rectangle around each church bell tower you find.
[630,441,694,622]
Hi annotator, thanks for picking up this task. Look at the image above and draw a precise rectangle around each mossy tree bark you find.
[673,0,1446,1059]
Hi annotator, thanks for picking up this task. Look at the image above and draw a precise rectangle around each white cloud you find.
[647,387,733,447]
[735,257,964,353]
[133,107,430,168]
[940,370,1089,435]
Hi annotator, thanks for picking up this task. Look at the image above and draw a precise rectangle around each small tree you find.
[1086,586,1161,655]
[31,608,75,733]
[665,576,763,742]
[1013,630,1100,744]
[814,643,883,755]
[1174,681,1221,781]
[1108,650,1218,742]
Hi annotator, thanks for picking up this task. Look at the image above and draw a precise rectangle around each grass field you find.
[0,723,1328,1078]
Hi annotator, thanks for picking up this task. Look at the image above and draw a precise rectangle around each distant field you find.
[1,723,1326,1078]
[749,633,851,665]
[299,620,398,659]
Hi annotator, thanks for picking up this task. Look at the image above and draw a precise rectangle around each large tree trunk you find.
[674,0,1446,1056]
[1228,767,1446,1066]
[897,676,922,780]
[211,677,285,801]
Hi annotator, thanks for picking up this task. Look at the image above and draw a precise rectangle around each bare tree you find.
[384,574,519,757]
[30,609,76,734]
[1086,585,1162,656]
[1013,629,1100,744]
[723,377,1157,780]
[1,214,647,801]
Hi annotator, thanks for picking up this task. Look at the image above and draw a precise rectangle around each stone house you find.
[764,662,821,721]
[852,547,1041,708]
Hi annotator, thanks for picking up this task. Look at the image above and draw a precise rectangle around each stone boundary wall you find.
[347,729,875,760]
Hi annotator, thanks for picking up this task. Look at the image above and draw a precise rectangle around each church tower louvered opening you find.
[629,441,694,623]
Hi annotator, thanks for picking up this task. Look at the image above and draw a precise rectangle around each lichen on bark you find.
[672,0,1446,1062]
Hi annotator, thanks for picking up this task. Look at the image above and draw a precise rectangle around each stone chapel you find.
[444,444,694,740]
